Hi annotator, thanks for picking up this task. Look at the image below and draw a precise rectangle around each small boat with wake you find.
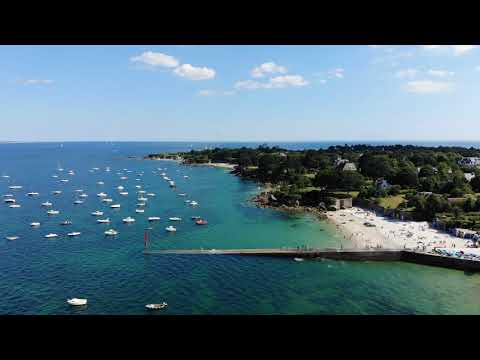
[145,302,168,310]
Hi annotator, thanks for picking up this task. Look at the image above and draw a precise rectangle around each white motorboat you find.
[97,181,104,185]
[169,217,182,221]
[9,204,21,208]
[135,178,141,181]
[9,185,22,189]
[4,198,16,203]
[137,190,146,194]
[146,193,156,197]
[104,229,118,236]
[92,167,100,171]
[60,179,69,183]
[41,201,53,207]
[120,176,128,180]
[27,192,40,196]
[102,198,113,203]
[110,204,121,209]
[97,192,107,198]
[1,175,10,178]
[67,298,87,306]
[135,209,145,213]
[294,258,305,262]
[184,175,189,179]
[74,200,84,205]
[60,220,73,225]
[6,236,19,241]
[106,167,111,172]
[148,217,161,222]
[45,233,58,238]
[47,210,60,215]
[79,193,88,198]
[190,201,198,206]
[52,175,59,178]
[185,200,191,203]
[169,181,176,187]
[160,172,166,176]
[119,192,129,196]
[91,211,104,216]
[165,226,177,232]
[137,203,146,207]
[68,171,75,176]
[30,222,41,227]
[178,193,187,197]
[135,185,142,189]
[67,232,81,237]
[3,194,14,197]
[97,218,110,223]
[74,189,84,193]
[123,216,136,223]
[145,302,168,310]
[52,190,62,195]
[117,186,124,190]
[138,197,148,202]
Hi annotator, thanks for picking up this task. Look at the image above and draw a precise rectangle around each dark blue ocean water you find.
[1,142,480,315]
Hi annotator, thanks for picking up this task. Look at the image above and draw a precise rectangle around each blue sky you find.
[1,45,479,142]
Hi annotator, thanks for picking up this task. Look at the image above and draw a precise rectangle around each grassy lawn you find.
[297,186,321,193]
[377,195,406,209]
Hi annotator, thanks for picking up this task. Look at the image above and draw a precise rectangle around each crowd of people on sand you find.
[327,207,476,256]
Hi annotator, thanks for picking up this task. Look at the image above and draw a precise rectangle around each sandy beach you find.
[327,207,469,252]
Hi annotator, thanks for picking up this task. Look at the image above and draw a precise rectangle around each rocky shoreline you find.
[251,189,328,220]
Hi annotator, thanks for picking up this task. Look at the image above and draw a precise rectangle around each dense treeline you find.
[148,144,480,225]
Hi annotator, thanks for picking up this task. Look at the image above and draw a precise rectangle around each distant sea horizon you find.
[2,140,480,150]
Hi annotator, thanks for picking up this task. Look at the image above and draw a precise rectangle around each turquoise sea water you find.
[1,142,480,315]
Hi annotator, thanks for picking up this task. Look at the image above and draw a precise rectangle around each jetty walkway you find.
[144,247,480,272]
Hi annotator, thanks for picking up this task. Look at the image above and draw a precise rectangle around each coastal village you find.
[146,145,480,261]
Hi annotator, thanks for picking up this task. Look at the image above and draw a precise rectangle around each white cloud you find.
[476,66,480,71]
[427,69,454,77]
[270,75,309,87]
[198,89,235,96]
[173,64,215,80]
[251,62,287,78]
[395,68,418,79]
[319,79,327,84]
[235,74,309,90]
[130,51,179,68]
[21,79,54,85]
[422,45,477,56]
[330,68,344,79]
[405,80,453,94]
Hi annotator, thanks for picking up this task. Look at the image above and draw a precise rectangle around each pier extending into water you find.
[144,247,480,272]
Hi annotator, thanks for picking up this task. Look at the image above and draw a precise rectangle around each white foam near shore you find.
[327,207,470,252]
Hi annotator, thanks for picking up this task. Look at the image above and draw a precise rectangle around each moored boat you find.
[104,229,118,236]
[165,226,177,232]
[67,298,87,306]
